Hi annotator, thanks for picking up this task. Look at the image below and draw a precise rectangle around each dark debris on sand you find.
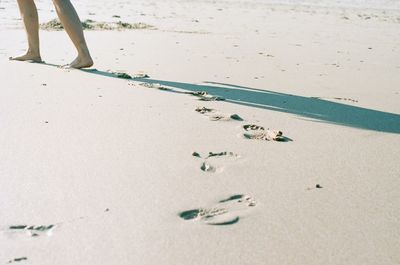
[8,257,28,263]
[192,152,201,158]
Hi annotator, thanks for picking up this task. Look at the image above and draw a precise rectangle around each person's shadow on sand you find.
[79,68,400,134]
[146,79,400,134]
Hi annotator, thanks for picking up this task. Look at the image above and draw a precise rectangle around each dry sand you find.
[0,0,400,264]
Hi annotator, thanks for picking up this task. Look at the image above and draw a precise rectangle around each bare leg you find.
[52,0,93,69]
[9,0,42,62]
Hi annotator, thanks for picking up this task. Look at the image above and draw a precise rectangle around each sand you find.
[0,0,400,264]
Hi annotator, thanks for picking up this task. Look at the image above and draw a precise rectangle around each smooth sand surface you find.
[1,1,400,264]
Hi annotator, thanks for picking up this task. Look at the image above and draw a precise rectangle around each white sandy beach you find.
[0,0,400,264]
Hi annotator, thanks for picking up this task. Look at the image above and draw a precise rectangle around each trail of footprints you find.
[130,82,280,225]
[140,85,291,225]
[180,90,291,225]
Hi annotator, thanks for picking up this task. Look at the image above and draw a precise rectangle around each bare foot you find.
[9,52,42,63]
[64,54,93,69]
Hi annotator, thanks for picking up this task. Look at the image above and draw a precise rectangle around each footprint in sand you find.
[7,224,55,237]
[193,151,240,173]
[195,107,243,121]
[179,194,256,225]
[242,124,290,142]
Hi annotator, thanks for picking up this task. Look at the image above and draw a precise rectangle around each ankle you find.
[77,45,91,58]
[27,48,41,57]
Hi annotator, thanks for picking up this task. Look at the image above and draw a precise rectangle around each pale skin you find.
[10,0,93,69]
